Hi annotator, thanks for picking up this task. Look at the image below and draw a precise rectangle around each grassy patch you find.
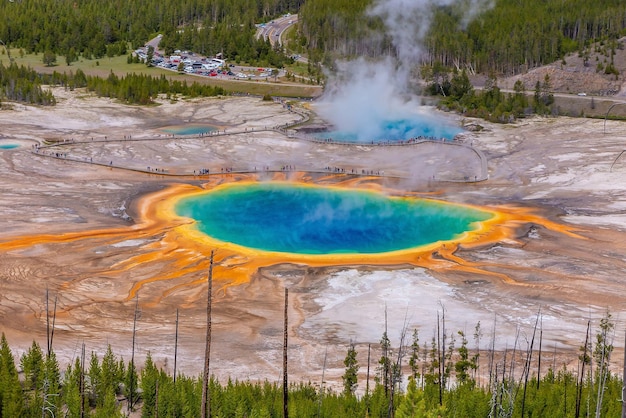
[0,49,323,99]
[286,60,312,77]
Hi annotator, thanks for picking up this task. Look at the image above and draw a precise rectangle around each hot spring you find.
[175,182,493,255]
[0,143,19,150]
[161,124,217,136]
[313,116,462,143]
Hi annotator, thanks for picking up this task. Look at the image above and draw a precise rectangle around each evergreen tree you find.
[93,390,124,418]
[395,377,446,418]
[342,342,359,396]
[146,45,155,67]
[62,358,83,418]
[88,351,101,407]
[593,310,615,416]
[141,351,160,417]
[0,333,23,417]
[65,47,78,66]
[125,358,139,412]
[377,331,391,397]
[541,74,555,107]
[43,50,57,67]
[408,329,420,382]
[454,330,475,386]
[21,341,45,391]
[42,349,62,416]
[449,69,473,101]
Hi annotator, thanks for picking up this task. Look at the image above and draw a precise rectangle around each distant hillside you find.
[0,0,303,64]
[298,0,626,77]
[499,36,626,98]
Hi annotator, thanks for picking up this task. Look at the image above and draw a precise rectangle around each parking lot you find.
[136,36,282,81]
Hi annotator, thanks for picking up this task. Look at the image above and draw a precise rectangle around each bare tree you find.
[283,287,289,418]
[80,342,85,418]
[537,315,543,390]
[594,312,615,418]
[45,288,57,358]
[201,251,214,418]
[575,320,591,418]
[388,311,410,418]
[174,309,179,384]
[621,330,626,418]
[521,309,541,418]
[317,347,327,418]
[128,293,140,413]
[488,314,497,390]
[365,343,371,416]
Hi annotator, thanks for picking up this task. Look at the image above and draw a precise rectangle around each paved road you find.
[256,14,297,47]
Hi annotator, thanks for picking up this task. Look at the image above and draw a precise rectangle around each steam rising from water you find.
[175,183,493,254]
[318,0,493,141]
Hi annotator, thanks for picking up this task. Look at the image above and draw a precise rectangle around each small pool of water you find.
[314,117,462,143]
[161,124,217,136]
[0,144,19,150]
[175,183,493,254]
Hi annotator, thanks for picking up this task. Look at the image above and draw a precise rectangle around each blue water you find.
[161,124,217,135]
[0,144,19,149]
[316,117,463,143]
[176,183,492,254]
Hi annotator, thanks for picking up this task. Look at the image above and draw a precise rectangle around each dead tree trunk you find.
[576,320,590,418]
[537,315,543,390]
[45,289,57,358]
[317,347,327,418]
[488,314,497,391]
[80,342,85,418]
[155,379,159,418]
[388,314,410,418]
[437,311,442,406]
[283,287,289,418]
[384,308,390,398]
[366,343,371,397]
[366,343,371,416]
[521,309,541,418]
[621,330,626,418]
[174,308,179,384]
[437,304,447,406]
[128,293,139,413]
[46,288,50,357]
[50,296,57,356]
[201,251,214,418]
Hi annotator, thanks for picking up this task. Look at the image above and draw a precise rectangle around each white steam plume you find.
[368,0,493,69]
[318,0,493,141]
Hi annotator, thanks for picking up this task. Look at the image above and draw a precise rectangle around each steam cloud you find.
[317,0,493,142]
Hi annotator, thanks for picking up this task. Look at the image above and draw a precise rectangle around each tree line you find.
[0,309,623,417]
[0,62,227,106]
[298,0,626,75]
[0,62,55,106]
[2,0,626,105]
[59,70,227,105]
[424,68,557,123]
[0,0,300,66]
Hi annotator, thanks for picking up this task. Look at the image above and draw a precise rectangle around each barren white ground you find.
[1,89,626,392]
